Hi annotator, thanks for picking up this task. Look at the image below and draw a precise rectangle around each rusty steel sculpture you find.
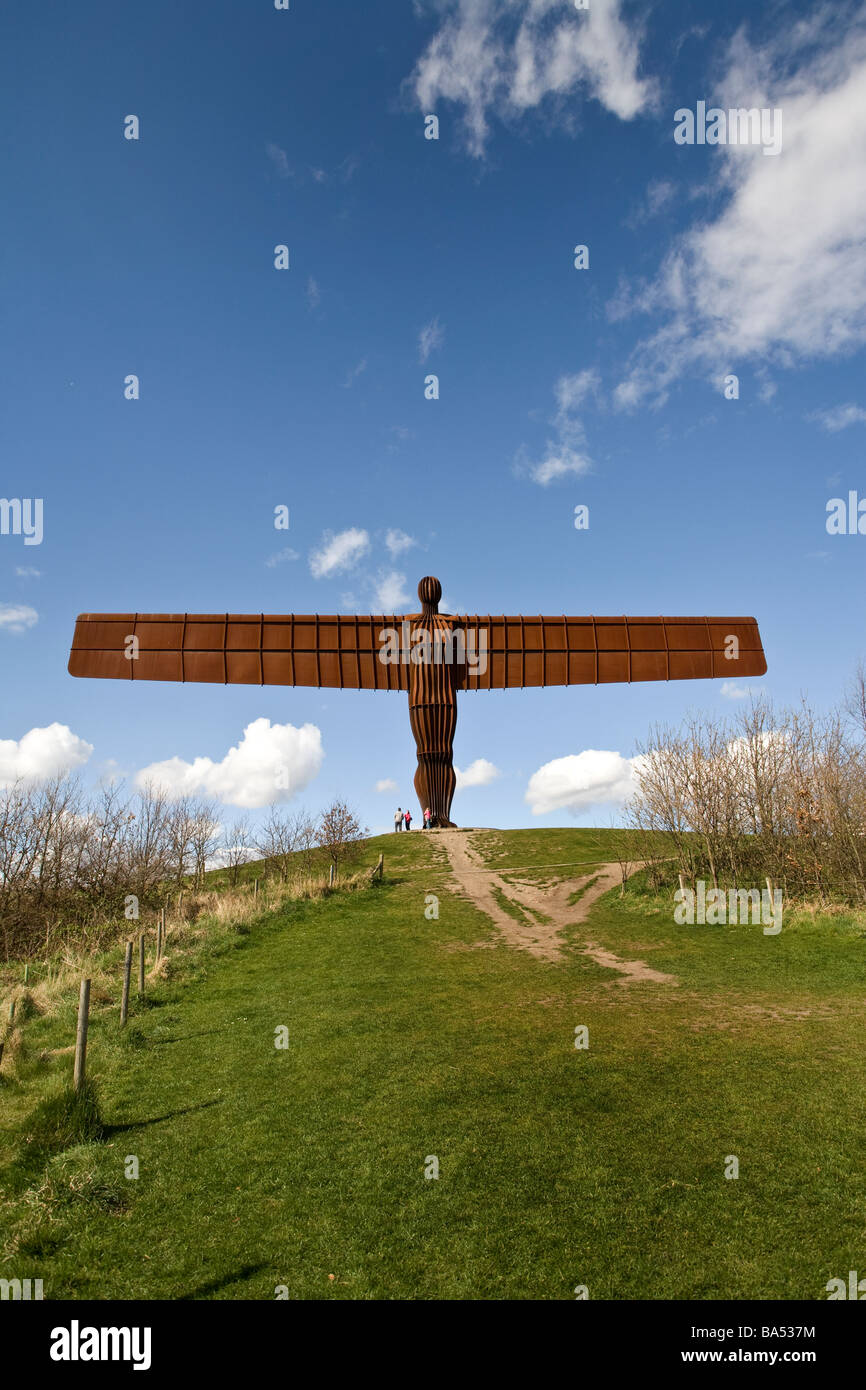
[68,575,767,827]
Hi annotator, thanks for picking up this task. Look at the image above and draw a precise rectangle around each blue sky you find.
[2,0,865,833]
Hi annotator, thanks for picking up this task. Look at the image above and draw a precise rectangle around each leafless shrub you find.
[315,800,367,877]
[627,691,866,904]
[189,799,221,889]
[221,816,254,887]
[255,808,317,883]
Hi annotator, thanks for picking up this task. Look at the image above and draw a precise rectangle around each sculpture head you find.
[418,575,442,615]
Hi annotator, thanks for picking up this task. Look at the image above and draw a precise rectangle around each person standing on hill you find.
[404,808,413,831]
[423,806,431,829]
[394,807,403,832]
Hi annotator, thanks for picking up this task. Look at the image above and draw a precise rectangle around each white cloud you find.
[386,426,414,454]
[376,778,398,793]
[525,749,637,815]
[211,839,258,872]
[408,0,656,158]
[720,681,757,700]
[97,757,125,785]
[808,402,866,432]
[455,758,501,790]
[626,177,676,226]
[385,528,417,558]
[265,546,299,568]
[310,528,370,579]
[0,603,38,634]
[373,570,411,610]
[517,369,599,485]
[554,370,599,413]
[266,142,291,178]
[440,594,466,614]
[613,15,866,407]
[306,276,321,310]
[135,718,323,809]
[15,567,40,579]
[343,358,367,388]
[418,316,445,362]
[0,723,93,787]
[752,364,778,405]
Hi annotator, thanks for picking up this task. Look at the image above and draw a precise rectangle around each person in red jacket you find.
[404,808,412,831]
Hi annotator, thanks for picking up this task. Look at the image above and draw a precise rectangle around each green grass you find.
[471,826,651,871]
[1,829,863,1300]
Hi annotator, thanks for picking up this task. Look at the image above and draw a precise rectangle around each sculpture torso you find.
[407,612,463,710]
[406,579,460,826]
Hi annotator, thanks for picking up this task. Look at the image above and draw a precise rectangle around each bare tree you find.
[257,808,295,882]
[844,660,866,736]
[606,820,638,896]
[190,798,221,888]
[222,816,253,886]
[126,783,174,899]
[293,810,318,878]
[626,691,866,905]
[315,800,367,877]
[168,796,198,885]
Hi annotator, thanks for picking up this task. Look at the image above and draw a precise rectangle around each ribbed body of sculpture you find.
[408,577,461,827]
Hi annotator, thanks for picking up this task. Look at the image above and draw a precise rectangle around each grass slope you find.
[1,829,864,1300]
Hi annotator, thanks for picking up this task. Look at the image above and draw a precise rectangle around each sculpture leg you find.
[408,695,457,828]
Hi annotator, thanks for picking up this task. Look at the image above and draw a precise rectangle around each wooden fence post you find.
[254,877,259,900]
[74,978,91,1092]
[372,853,384,882]
[678,873,686,894]
[138,934,145,995]
[329,863,336,886]
[23,963,29,985]
[120,941,133,1027]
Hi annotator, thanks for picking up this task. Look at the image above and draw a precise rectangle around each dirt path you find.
[437,831,677,983]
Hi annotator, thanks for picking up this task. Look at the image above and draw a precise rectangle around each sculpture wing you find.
[68,612,767,692]
[68,613,412,691]
[457,615,767,689]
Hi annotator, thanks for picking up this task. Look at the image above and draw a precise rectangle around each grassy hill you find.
[1,828,863,1300]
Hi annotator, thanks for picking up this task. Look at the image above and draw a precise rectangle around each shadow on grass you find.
[181,1262,271,1300]
[133,993,183,1011]
[105,1097,223,1135]
[148,1029,225,1046]
[3,1079,105,1191]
